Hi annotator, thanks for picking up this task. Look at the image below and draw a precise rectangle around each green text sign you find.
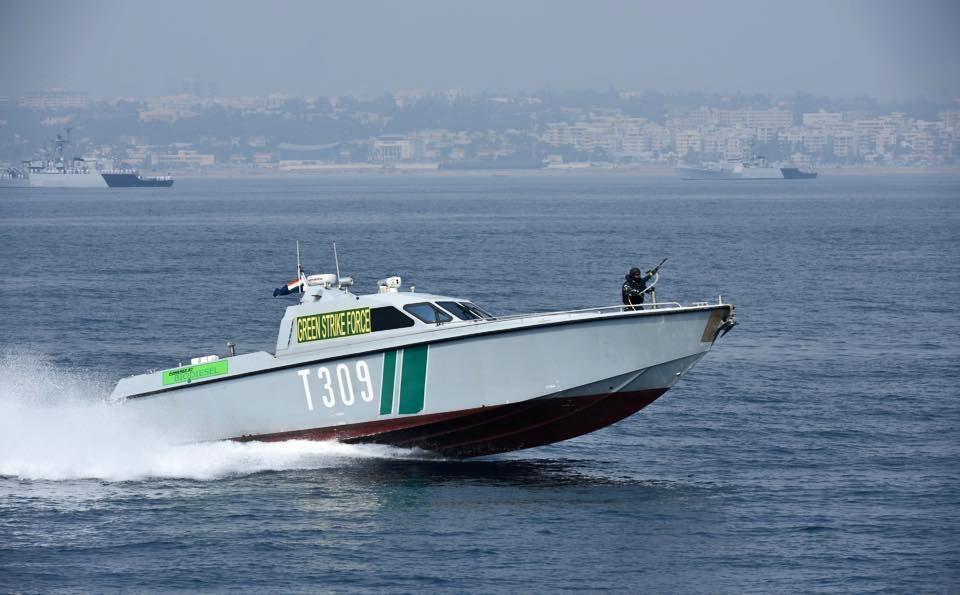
[297,308,372,343]
[162,360,229,386]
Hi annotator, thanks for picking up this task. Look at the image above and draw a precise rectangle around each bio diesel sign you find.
[297,307,372,343]
[162,360,229,386]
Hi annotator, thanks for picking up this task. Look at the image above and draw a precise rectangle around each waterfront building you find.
[832,132,855,159]
[803,111,843,128]
[675,129,702,157]
[718,108,793,130]
[18,89,89,110]
[154,150,215,169]
[371,136,417,162]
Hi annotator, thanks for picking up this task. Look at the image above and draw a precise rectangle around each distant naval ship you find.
[101,170,174,187]
[677,157,783,180]
[678,157,819,180]
[0,131,177,189]
[780,167,818,179]
[27,157,106,187]
[8,129,107,188]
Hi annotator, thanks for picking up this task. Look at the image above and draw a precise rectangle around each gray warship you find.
[112,257,736,457]
[677,156,783,180]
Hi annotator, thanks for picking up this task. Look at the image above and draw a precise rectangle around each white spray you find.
[0,350,421,482]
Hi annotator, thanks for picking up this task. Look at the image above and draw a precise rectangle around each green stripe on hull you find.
[398,345,428,414]
[380,350,397,415]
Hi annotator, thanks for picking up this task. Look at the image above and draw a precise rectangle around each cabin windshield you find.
[403,302,454,324]
[461,302,495,319]
[436,301,479,320]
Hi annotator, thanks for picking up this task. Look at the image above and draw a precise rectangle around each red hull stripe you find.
[235,389,667,458]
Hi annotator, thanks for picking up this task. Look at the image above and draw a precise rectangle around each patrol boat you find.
[112,264,736,458]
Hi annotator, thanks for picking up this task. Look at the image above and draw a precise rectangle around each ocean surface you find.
[1,173,958,592]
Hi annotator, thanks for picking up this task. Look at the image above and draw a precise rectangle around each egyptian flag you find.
[273,277,303,297]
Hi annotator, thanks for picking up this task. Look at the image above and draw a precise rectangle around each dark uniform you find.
[621,267,653,308]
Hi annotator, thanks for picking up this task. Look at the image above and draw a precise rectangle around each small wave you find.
[0,350,421,482]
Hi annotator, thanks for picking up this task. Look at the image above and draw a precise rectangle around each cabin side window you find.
[370,307,416,331]
[403,302,454,324]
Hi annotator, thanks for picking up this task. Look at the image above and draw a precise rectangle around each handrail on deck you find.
[481,270,710,324]
[487,300,686,324]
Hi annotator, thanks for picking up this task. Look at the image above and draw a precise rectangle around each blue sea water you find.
[0,173,958,592]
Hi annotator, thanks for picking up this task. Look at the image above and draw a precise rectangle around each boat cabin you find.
[274,274,493,356]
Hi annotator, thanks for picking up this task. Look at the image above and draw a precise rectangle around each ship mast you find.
[296,240,304,294]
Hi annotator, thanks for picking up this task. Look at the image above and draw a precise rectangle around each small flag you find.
[273,277,302,297]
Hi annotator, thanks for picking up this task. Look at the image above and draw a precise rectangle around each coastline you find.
[168,164,960,180]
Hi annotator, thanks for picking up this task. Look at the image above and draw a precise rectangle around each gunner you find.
[621,267,654,309]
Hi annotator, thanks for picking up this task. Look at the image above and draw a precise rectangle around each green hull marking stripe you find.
[398,345,428,415]
[162,360,228,386]
[380,350,397,415]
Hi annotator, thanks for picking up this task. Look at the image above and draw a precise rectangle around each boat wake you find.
[0,351,424,482]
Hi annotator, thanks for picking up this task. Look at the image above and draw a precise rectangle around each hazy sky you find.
[2,0,958,100]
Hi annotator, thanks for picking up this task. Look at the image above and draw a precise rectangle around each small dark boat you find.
[780,167,818,179]
[102,171,174,187]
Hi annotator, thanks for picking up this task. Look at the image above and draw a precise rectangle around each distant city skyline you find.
[2,0,959,101]
[3,86,957,170]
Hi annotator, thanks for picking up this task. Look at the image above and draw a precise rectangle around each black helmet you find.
[629,267,642,277]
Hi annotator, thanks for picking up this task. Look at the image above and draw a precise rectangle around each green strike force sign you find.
[297,307,372,343]
[162,360,229,386]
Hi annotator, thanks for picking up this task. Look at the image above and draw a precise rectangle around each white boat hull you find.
[115,304,734,457]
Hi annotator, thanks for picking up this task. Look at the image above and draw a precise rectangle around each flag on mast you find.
[274,240,306,296]
[273,277,303,297]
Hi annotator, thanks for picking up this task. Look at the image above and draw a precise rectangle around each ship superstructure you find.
[0,166,29,188]
[22,129,107,188]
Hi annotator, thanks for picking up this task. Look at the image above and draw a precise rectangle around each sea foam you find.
[0,350,418,482]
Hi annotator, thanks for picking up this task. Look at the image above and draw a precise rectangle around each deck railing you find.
[479,300,687,325]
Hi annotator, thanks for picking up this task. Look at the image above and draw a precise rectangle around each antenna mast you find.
[296,240,304,294]
[333,242,342,281]
[296,239,302,275]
